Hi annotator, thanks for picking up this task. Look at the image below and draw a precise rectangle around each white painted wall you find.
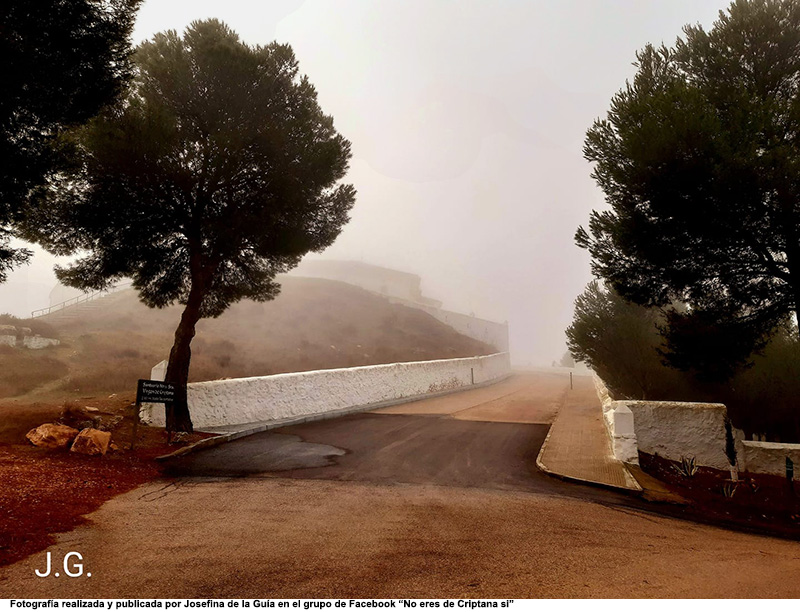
[623,399,743,471]
[594,375,745,471]
[741,441,800,477]
[387,296,509,352]
[142,352,511,429]
[22,336,60,349]
[593,375,639,464]
[0,334,59,348]
[594,375,800,475]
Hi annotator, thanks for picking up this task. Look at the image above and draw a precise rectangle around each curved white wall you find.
[595,375,800,476]
[142,352,511,429]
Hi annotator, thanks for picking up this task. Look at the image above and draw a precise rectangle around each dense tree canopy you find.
[566,281,800,440]
[566,282,668,399]
[577,0,800,366]
[25,20,356,432]
[0,0,140,281]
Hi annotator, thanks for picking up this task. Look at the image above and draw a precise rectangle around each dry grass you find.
[0,346,69,397]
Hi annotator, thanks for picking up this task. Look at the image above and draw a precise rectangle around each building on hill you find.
[289,260,509,353]
[289,260,442,308]
[43,260,509,354]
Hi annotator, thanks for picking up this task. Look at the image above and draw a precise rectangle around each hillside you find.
[0,276,495,401]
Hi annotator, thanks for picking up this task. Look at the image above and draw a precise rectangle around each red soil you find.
[0,394,212,567]
[640,452,800,539]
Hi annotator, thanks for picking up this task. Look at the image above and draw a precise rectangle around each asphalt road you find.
[163,413,631,507]
[4,372,800,598]
[163,372,635,506]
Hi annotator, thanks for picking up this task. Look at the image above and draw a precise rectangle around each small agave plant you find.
[674,455,698,478]
[722,482,739,499]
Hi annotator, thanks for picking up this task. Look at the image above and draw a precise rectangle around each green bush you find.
[566,282,689,400]
[566,283,800,441]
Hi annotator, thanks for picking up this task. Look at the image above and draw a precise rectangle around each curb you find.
[535,415,643,495]
[156,374,513,461]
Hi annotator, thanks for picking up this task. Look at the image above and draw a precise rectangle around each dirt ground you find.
[4,371,800,598]
[0,392,211,567]
[640,452,800,537]
[4,477,800,598]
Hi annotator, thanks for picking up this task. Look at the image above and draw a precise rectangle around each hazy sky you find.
[2,0,727,365]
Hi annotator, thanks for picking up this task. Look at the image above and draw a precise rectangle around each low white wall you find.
[142,352,511,429]
[594,375,746,471]
[624,400,743,471]
[387,296,509,352]
[0,332,59,349]
[742,441,800,477]
[593,375,638,464]
[594,375,800,475]
[22,336,60,349]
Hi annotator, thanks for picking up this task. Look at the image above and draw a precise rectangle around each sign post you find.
[133,379,177,449]
[130,402,140,451]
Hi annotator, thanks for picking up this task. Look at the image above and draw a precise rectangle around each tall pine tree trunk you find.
[164,283,205,434]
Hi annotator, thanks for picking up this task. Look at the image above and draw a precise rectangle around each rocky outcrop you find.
[70,428,112,456]
[0,324,59,349]
[60,405,123,432]
[26,424,80,450]
[22,336,60,349]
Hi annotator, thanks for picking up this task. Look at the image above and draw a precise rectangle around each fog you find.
[0,0,725,365]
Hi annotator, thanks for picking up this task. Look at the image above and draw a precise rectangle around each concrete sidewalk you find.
[536,393,642,492]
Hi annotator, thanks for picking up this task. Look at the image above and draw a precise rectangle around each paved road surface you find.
[3,371,800,598]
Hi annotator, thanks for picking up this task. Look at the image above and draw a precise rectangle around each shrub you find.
[566,283,800,441]
[566,282,689,399]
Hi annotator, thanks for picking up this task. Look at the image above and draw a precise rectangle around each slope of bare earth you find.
[0,278,494,569]
[0,276,494,439]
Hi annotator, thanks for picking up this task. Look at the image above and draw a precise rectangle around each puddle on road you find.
[162,433,347,477]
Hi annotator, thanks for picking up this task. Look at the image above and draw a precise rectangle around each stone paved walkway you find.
[536,391,641,492]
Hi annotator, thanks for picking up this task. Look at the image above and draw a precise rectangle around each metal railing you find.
[31,280,133,319]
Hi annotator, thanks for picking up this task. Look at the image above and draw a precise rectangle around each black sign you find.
[137,379,176,404]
